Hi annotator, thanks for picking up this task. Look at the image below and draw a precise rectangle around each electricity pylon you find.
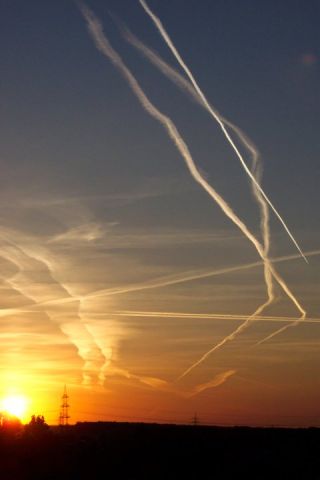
[59,385,70,426]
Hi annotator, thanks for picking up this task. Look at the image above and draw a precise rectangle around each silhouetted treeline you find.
[0,421,319,479]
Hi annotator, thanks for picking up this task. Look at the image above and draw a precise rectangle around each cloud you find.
[105,366,235,398]
[48,222,108,245]
[188,370,236,397]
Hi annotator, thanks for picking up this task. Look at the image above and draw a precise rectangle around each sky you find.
[0,0,319,426]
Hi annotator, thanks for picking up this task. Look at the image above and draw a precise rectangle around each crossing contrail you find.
[122,25,278,343]
[137,0,308,369]
[78,4,307,379]
[138,0,307,263]
[1,248,318,314]
[77,5,301,298]
[122,20,311,349]
[122,27,271,270]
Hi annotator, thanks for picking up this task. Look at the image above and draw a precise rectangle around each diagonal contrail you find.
[122,21,309,349]
[77,5,301,299]
[78,4,306,380]
[138,0,307,263]
[136,1,307,370]
[122,25,278,344]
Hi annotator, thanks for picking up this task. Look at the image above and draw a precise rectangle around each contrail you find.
[78,5,303,314]
[121,27,271,266]
[188,370,236,397]
[108,310,320,325]
[77,4,307,381]
[138,0,307,263]
[136,1,307,366]
[254,322,301,346]
[1,248,318,315]
[122,24,277,344]
[0,239,105,385]
[77,4,269,258]
[178,259,305,380]
[16,241,112,386]
[0,230,118,386]
[79,249,317,312]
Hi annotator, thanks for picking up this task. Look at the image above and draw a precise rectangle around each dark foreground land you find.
[0,421,319,479]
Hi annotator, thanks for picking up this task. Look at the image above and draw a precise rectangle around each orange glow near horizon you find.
[1,395,29,423]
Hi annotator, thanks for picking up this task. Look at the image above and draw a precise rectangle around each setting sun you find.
[1,395,28,421]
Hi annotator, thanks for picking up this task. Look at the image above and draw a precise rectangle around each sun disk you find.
[2,395,28,420]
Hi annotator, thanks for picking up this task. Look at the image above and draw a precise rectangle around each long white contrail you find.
[122,24,311,350]
[78,5,306,376]
[77,5,266,255]
[138,0,307,264]
[77,5,299,279]
[122,27,272,266]
[136,1,308,363]
[1,248,318,314]
[123,23,307,350]
[108,310,320,325]
[122,25,277,340]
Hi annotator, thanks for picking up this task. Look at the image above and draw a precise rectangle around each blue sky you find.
[0,0,319,426]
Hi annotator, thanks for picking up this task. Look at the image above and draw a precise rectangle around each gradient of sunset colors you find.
[0,0,319,426]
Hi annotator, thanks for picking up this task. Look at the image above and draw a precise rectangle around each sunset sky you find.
[0,0,319,426]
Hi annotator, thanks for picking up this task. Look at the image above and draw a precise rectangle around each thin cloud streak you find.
[77,4,276,278]
[109,310,320,325]
[136,1,307,372]
[0,237,105,386]
[188,370,236,397]
[71,248,320,302]
[78,5,305,345]
[139,0,306,263]
[108,366,235,397]
[1,248,318,316]
[122,25,277,340]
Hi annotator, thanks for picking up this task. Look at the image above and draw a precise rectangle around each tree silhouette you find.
[24,415,49,437]
[0,412,22,434]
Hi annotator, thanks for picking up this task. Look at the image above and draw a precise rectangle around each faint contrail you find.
[178,258,306,380]
[0,238,105,386]
[188,370,236,397]
[109,310,320,325]
[2,248,318,313]
[138,0,307,263]
[17,241,112,386]
[254,322,301,346]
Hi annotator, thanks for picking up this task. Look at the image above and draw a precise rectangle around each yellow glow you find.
[2,395,28,421]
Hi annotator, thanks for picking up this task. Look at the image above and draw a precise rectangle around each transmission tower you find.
[192,412,199,426]
[59,385,70,426]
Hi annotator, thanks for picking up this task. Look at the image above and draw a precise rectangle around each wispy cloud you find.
[188,370,236,397]
[106,366,235,398]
